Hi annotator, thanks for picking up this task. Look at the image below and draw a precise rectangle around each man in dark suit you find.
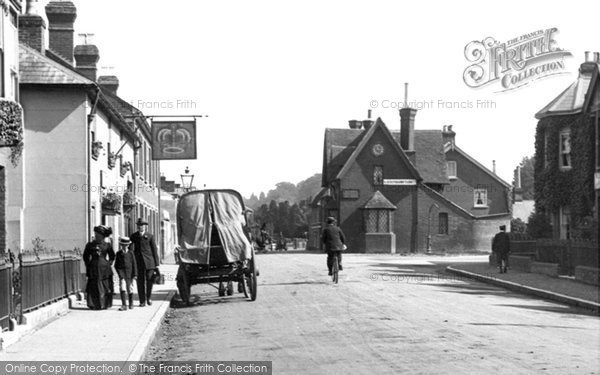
[321,217,346,276]
[131,218,160,306]
[492,225,510,273]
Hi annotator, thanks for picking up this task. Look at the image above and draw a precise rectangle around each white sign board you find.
[383,179,417,186]
[595,172,600,190]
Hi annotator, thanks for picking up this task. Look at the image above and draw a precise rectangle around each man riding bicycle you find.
[321,217,346,276]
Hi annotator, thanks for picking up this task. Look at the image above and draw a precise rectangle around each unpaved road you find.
[148,253,600,374]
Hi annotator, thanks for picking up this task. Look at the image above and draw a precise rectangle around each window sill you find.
[473,206,489,209]
[559,166,572,171]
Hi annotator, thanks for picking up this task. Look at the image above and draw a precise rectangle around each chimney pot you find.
[585,51,591,62]
[595,52,600,63]
[367,109,372,119]
[45,1,77,63]
[493,160,497,174]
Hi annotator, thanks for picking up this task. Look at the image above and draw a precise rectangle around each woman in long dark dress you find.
[83,226,115,310]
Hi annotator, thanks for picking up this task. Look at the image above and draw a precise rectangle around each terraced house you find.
[17,0,160,253]
[534,52,600,241]
[309,109,511,253]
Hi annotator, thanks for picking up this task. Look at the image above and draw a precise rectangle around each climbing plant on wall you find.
[534,114,595,224]
[0,99,24,167]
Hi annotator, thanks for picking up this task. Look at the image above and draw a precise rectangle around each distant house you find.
[309,109,511,253]
[534,52,600,241]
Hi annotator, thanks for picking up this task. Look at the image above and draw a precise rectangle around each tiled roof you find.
[362,191,397,210]
[19,44,94,86]
[322,124,448,185]
[101,90,152,140]
[535,62,599,119]
[394,130,448,184]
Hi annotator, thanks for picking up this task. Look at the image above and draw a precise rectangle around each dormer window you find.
[559,129,571,170]
[446,161,457,179]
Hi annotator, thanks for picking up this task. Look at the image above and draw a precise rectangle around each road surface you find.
[148,253,600,374]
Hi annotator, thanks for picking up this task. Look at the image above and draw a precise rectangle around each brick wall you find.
[339,126,418,252]
[444,149,509,216]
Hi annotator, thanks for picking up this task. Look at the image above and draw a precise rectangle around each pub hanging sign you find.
[151,121,197,160]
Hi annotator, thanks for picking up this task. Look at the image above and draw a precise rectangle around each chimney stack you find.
[442,124,456,148]
[74,35,100,81]
[348,120,362,130]
[98,75,119,94]
[19,0,46,53]
[399,107,416,150]
[45,1,77,63]
[513,165,523,202]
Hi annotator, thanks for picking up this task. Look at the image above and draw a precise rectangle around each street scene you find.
[0,0,599,374]
[148,253,600,374]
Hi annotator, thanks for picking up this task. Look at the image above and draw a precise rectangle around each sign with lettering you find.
[342,189,360,199]
[383,179,417,186]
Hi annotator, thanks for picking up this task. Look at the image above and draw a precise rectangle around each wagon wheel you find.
[176,266,192,306]
[247,257,258,301]
[240,272,249,298]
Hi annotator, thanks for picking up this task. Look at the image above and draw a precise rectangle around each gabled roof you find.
[334,118,422,183]
[322,128,367,186]
[535,62,599,119]
[322,120,448,186]
[451,146,511,188]
[19,44,94,86]
[362,191,396,210]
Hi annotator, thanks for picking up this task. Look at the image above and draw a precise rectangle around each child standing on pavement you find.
[115,237,137,311]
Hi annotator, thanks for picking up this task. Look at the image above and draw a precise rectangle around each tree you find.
[514,156,534,200]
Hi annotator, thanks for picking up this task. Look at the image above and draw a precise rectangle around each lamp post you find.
[427,203,439,253]
[180,166,195,193]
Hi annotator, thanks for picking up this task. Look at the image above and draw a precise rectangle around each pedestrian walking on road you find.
[115,237,137,311]
[321,217,346,276]
[131,218,160,307]
[492,225,511,273]
[83,225,115,310]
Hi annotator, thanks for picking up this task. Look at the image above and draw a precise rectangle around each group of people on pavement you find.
[82,218,160,311]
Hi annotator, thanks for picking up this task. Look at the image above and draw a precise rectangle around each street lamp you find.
[180,166,194,192]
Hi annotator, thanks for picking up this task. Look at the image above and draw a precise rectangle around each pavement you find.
[447,260,600,313]
[0,260,179,361]
[0,251,598,363]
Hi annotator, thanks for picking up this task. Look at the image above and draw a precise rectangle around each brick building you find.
[534,52,600,241]
[308,110,511,253]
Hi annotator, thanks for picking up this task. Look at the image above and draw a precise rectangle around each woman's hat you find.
[93,225,112,237]
[499,225,506,231]
[326,217,336,224]
[136,218,148,226]
[119,236,131,245]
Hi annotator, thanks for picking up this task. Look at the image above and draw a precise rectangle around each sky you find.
[34,0,600,197]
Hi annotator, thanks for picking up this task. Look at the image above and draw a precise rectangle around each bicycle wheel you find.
[332,253,339,284]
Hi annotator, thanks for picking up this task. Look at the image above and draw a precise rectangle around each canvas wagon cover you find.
[177,190,252,264]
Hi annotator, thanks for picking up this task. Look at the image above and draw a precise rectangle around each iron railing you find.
[0,257,12,331]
